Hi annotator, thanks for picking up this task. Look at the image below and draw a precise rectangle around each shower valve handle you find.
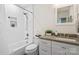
[26,33,29,36]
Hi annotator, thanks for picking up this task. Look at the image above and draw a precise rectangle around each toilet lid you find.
[26,44,37,50]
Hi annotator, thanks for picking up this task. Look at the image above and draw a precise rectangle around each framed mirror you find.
[56,5,74,25]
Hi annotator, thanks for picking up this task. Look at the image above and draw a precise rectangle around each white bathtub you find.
[8,40,33,55]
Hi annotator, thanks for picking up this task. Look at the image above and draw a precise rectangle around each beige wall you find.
[33,4,55,45]
[34,4,55,36]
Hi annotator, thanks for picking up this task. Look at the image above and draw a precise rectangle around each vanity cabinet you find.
[52,41,79,55]
[39,38,79,55]
[39,39,52,55]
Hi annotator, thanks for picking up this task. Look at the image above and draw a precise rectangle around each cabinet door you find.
[64,44,79,55]
[67,47,77,55]
[52,46,66,55]
[39,47,52,55]
[39,39,52,55]
[52,41,66,55]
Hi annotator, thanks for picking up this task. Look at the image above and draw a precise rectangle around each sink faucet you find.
[55,30,58,36]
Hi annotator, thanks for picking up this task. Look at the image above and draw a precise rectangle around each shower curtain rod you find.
[15,4,33,13]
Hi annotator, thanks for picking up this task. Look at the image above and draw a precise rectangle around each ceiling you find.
[54,4,72,8]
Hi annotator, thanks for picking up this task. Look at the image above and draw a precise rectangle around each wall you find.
[4,4,34,54]
[0,4,9,55]
[55,25,77,34]
[33,4,55,44]
[3,4,27,53]
[0,4,34,54]
[17,4,34,46]
[34,4,55,35]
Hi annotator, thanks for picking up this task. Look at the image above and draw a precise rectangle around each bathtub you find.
[8,40,33,55]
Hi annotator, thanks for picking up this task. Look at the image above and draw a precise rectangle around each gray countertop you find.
[38,35,79,46]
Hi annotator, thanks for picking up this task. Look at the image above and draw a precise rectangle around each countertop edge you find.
[38,36,79,46]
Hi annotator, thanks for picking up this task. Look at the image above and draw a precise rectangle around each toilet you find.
[25,44,38,55]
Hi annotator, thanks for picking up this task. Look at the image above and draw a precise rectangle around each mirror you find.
[57,5,73,24]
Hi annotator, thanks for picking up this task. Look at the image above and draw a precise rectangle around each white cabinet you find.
[52,41,79,55]
[65,44,79,55]
[52,41,66,55]
[39,39,52,55]
[39,38,79,55]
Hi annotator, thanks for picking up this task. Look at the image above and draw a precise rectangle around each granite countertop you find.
[38,35,79,46]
